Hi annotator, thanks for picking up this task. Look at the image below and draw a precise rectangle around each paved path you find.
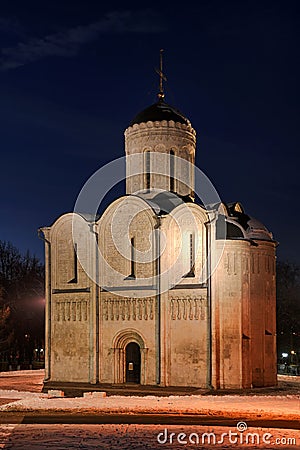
[0,423,299,449]
[1,412,300,430]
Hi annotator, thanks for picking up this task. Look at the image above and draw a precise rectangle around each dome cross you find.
[155,49,167,100]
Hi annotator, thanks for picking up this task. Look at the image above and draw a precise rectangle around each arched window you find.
[145,151,150,190]
[170,150,175,191]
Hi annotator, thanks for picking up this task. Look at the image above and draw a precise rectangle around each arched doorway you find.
[113,329,147,384]
[125,342,141,383]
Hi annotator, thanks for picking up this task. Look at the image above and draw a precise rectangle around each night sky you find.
[0,1,299,264]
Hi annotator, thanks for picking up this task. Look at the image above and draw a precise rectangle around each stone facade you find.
[40,98,277,390]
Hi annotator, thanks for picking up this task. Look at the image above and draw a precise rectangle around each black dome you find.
[129,100,190,126]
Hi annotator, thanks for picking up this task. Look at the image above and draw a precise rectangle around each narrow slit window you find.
[68,243,78,283]
[125,237,136,280]
[131,237,135,278]
[170,150,175,191]
[184,234,195,278]
[145,151,150,190]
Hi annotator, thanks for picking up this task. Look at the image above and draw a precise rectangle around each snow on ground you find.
[0,369,44,393]
[0,371,299,449]
[0,390,299,422]
[278,374,300,383]
[0,370,44,378]
[0,370,299,421]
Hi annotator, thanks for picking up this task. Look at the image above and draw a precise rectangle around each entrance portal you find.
[125,342,141,383]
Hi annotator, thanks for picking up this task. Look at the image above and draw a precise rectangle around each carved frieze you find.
[103,297,154,321]
[170,296,206,320]
[55,300,88,322]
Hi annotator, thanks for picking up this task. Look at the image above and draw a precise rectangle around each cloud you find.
[0,10,166,70]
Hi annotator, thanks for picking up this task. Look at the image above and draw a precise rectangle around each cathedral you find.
[40,68,277,390]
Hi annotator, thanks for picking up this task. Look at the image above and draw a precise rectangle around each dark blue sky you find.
[0,0,299,263]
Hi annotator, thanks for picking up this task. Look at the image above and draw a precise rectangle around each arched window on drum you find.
[170,150,175,192]
[144,151,151,190]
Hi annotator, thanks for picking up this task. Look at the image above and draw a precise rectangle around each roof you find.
[245,217,274,241]
[226,202,274,241]
[133,190,193,215]
[129,99,190,126]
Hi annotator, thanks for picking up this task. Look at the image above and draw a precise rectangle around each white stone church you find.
[40,83,277,390]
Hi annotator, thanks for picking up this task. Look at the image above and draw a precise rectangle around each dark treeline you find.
[276,260,300,334]
[0,240,45,369]
[276,260,300,368]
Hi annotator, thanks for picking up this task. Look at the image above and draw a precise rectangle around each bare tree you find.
[0,241,45,366]
[276,260,300,364]
[276,260,300,334]
[0,285,14,361]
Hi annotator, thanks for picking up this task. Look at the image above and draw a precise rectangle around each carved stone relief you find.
[170,296,206,320]
[103,297,154,321]
[55,300,88,322]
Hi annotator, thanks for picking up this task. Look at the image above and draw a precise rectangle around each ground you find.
[1,424,300,449]
[0,370,299,449]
